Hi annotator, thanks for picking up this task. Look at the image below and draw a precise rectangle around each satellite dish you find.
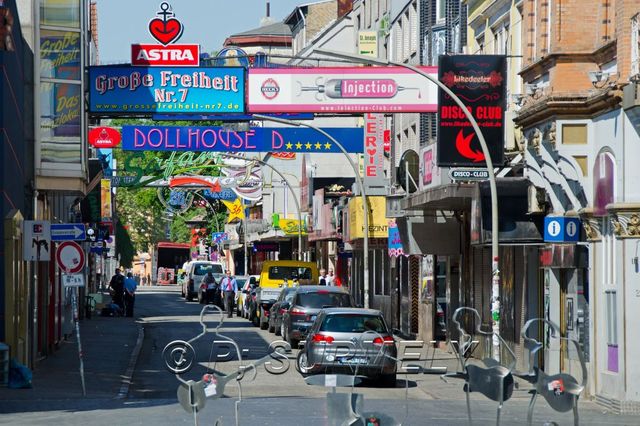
[398,150,419,194]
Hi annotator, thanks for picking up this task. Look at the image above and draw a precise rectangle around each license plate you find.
[339,357,368,365]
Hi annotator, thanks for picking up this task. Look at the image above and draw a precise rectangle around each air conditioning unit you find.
[527,185,545,214]
[623,81,640,110]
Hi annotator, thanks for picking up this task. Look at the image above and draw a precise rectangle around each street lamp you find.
[312,48,502,359]
[252,114,371,309]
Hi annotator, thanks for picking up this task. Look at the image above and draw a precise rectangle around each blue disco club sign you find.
[121,126,365,153]
[88,66,245,114]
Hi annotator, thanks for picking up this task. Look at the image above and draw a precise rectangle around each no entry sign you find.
[56,241,85,273]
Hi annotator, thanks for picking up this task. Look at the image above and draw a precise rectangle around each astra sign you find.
[121,126,364,153]
[131,2,200,66]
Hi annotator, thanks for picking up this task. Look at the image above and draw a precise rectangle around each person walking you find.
[109,268,125,311]
[124,272,138,317]
[220,271,238,318]
[319,269,328,286]
[201,271,218,305]
[326,268,335,286]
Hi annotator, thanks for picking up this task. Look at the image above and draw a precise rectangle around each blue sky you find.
[96,0,311,63]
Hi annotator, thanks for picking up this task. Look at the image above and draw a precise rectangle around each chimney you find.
[266,1,270,18]
[260,1,274,26]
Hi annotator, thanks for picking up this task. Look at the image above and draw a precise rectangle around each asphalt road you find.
[2,285,639,425]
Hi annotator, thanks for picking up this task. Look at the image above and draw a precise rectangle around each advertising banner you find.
[278,219,308,236]
[121,125,364,153]
[363,113,385,184]
[100,179,112,221]
[437,55,506,167]
[247,67,438,113]
[152,112,314,121]
[358,31,378,57]
[89,66,245,114]
[348,196,388,240]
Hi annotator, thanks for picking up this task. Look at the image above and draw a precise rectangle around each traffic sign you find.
[448,168,490,181]
[56,241,85,273]
[544,216,581,243]
[62,274,85,288]
[23,220,51,261]
[51,223,86,241]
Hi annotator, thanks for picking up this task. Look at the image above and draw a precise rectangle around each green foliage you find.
[115,220,134,268]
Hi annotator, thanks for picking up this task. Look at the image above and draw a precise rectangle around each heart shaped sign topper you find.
[148,2,183,46]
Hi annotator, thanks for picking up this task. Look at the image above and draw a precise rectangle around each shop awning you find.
[401,183,475,212]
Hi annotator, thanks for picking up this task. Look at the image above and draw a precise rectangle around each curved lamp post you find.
[252,114,371,309]
[312,49,501,359]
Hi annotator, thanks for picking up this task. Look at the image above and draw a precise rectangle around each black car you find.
[268,287,297,334]
[280,286,354,348]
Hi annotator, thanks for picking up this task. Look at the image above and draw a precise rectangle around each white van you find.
[181,261,225,301]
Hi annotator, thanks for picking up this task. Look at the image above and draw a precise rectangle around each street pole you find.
[253,114,370,309]
[312,49,501,359]
[219,153,304,261]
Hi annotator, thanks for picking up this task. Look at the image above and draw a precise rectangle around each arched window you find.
[593,150,616,216]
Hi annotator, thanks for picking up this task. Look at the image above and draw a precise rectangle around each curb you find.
[116,324,144,399]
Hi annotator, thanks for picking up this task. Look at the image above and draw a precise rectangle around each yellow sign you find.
[222,199,245,223]
[100,179,112,220]
[348,196,388,239]
[358,31,378,57]
[278,219,308,236]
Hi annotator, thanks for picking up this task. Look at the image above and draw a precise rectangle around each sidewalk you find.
[0,310,141,401]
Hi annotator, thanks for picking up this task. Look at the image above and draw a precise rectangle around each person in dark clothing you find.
[219,271,238,318]
[201,272,219,305]
[124,272,138,317]
[109,268,125,311]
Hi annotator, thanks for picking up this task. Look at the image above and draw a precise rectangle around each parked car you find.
[253,285,284,330]
[280,286,354,348]
[268,287,297,334]
[237,276,259,317]
[182,261,225,302]
[258,260,318,288]
[296,308,397,387]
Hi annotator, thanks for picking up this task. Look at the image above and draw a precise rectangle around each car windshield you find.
[320,314,387,333]
[236,278,247,287]
[193,264,223,275]
[268,266,312,280]
[296,292,352,309]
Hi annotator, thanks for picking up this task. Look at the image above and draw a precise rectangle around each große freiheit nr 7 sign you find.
[88,66,245,114]
[437,55,506,167]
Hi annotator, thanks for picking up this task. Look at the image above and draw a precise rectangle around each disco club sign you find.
[437,55,506,167]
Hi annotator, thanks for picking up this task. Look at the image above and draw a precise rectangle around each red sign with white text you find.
[88,126,121,148]
[363,113,385,181]
[131,44,200,66]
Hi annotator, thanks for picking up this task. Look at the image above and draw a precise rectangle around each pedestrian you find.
[326,268,335,286]
[109,268,125,311]
[201,271,218,305]
[124,272,138,317]
[319,269,327,286]
[220,271,238,318]
[147,274,151,286]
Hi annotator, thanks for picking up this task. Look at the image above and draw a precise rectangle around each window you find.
[573,156,588,177]
[436,0,446,23]
[494,23,509,55]
[268,266,313,280]
[562,124,587,145]
[297,292,352,309]
[41,0,80,29]
[40,30,81,79]
[632,14,640,77]
[321,314,387,333]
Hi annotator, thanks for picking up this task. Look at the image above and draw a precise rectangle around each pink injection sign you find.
[247,66,439,113]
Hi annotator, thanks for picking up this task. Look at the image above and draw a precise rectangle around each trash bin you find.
[0,343,9,387]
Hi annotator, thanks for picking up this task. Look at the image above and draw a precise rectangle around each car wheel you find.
[296,351,313,376]
[268,319,275,333]
[378,374,397,388]
[274,320,281,336]
[280,323,286,340]
[289,338,299,350]
[260,310,268,330]
[251,311,259,327]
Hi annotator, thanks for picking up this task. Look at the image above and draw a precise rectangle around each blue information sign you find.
[543,216,581,243]
[51,223,86,241]
[89,66,245,114]
[121,126,364,153]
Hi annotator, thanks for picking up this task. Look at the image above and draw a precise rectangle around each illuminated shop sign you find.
[88,66,244,114]
[121,126,364,153]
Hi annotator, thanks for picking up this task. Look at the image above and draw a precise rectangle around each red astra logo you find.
[148,2,183,46]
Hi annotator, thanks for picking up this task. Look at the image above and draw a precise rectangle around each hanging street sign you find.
[120,125,364,152]
[88,66,245,114]
[543,216,581,243]
[51,223,87,241]
[62,274,85,288]
[88,126,121,148]
[56,241,86,273]
[23,220,51,261]
[448,168,490,181]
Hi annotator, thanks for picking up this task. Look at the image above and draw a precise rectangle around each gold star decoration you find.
[295,142,303,149]
[285,142,293,150]
[305,142,312,149]
[222,199,245,223]
[324,142,332,149]
[315,142,322,149]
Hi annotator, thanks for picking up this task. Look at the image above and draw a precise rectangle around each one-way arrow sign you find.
[51,223,86,241]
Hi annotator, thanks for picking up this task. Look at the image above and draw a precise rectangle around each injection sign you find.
[121,125,365,153]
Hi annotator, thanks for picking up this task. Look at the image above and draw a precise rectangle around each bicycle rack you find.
[513,318,587,426]
[441,307,517,426]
